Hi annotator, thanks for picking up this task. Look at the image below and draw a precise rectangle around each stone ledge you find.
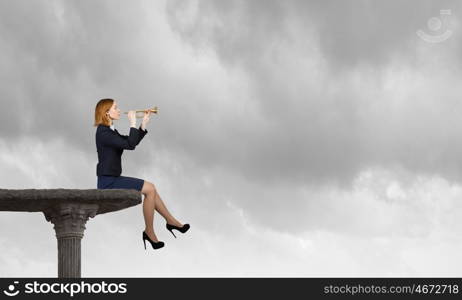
[0,189,142,215]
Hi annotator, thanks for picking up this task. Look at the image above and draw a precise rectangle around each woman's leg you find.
[141,182,159,242]
[143,181,183,227]
[154,191,183,227]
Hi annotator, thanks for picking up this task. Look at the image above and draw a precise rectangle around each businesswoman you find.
[94,98,190,250]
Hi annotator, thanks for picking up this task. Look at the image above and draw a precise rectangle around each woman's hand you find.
[141,110,151,130]
[128,110,136,127]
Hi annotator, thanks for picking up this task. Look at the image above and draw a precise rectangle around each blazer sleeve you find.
[115,126,148,146]
[136,125,148,145]
[99,127,147,150]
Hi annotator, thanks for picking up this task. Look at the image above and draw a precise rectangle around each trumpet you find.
[123,106,159,118]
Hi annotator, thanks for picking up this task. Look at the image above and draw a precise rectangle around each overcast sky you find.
[1,0,462,277]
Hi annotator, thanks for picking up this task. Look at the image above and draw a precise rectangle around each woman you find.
[94,98,190,250]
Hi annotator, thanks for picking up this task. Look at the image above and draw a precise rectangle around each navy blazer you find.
[95,124,147,176]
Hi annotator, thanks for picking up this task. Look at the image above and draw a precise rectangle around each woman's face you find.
[107,101,121,121]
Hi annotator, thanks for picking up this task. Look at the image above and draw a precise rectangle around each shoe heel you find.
[168,228,177,238]
[143,238,146,250]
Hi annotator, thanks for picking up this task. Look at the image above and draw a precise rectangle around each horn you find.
[123,106,158,118]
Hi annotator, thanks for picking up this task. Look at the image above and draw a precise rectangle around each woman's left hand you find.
[141,110,151,129]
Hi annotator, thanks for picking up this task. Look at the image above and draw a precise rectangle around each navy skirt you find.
[97,175,145,191]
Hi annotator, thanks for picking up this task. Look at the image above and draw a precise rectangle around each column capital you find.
[43,203,99,239]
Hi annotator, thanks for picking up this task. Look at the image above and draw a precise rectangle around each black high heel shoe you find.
[142,231,164,250]
[166,223,190,238]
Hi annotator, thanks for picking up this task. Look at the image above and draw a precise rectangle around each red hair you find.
[94,98,114,127]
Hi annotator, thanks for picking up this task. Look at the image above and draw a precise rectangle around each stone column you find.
[43,203,99,278]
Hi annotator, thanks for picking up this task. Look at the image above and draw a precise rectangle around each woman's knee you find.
[141,181,157,196]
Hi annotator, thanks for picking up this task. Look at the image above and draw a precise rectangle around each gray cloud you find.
[165,0,462,189]
[167,0,462,70]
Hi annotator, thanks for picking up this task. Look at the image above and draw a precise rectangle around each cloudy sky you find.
[1,0,462,277]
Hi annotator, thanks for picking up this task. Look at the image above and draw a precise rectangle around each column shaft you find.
[58,236,81,278]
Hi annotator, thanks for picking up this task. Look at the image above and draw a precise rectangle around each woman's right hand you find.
[128,110,136,127]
